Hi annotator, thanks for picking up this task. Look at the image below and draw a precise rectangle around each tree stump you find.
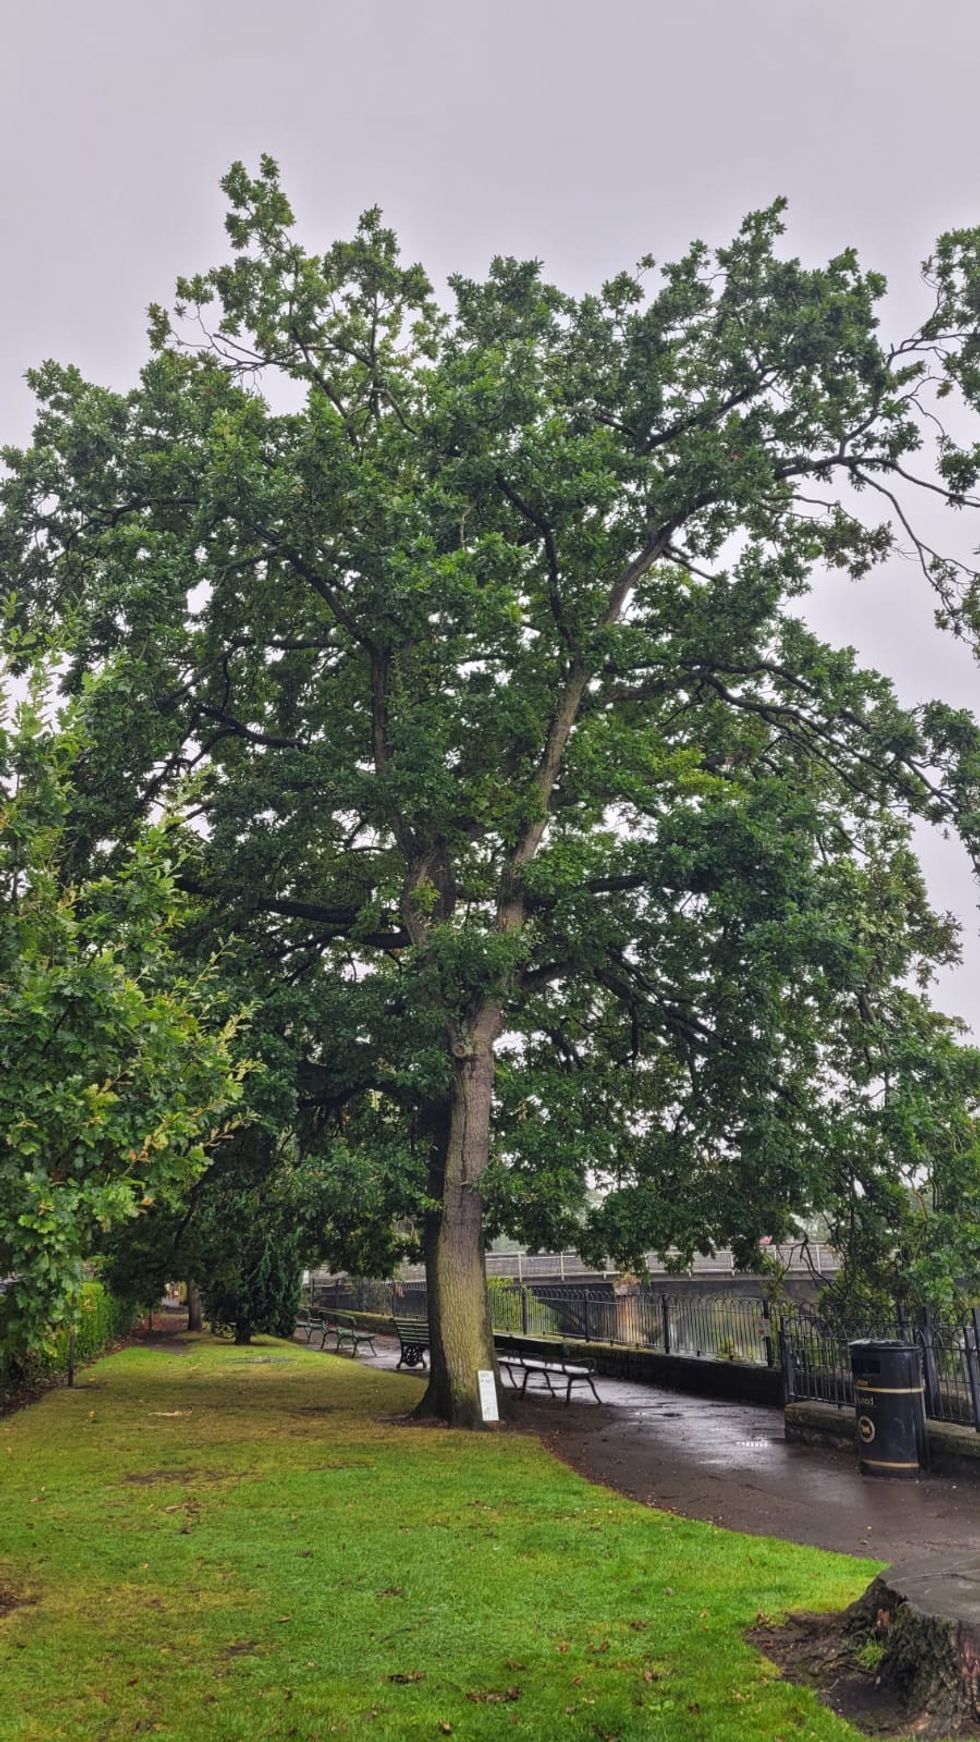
[846,1552,980,1734]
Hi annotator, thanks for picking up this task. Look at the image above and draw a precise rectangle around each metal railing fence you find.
[779,1302,980,1431]
[310,1278,778,1364]
[309,1275,980,1431]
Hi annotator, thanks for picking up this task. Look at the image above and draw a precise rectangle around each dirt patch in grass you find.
[122,1468,200,1485]
[0,1582,36,1618]
[750,1612,980,1739]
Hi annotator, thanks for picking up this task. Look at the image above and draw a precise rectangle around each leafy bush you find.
[0,1281,134,1400]
[0,677,251,1358]
[486,1277,524,1332]
[485,1278,561,1336]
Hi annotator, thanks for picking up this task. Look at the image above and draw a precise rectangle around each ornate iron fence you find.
[311,1277,778,1364]
[779,1303,980,1431]
[310,1274,980,1429]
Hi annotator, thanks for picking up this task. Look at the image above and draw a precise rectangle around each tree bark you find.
[845,1558,980,1733]
[234,1319,252,1346]
[186,1279,203,1334]
[416,1036,500,1427]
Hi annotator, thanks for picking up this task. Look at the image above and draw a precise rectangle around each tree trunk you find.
[845,1557,980,1732]
[186,1279,203,1333]
[416,1039,499,1428]
[234,1319,252,1346]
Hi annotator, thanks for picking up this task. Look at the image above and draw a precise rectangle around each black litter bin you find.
[848,1339,928,1479]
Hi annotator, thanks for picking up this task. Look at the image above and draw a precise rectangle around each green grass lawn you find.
[0,1335,879,1741]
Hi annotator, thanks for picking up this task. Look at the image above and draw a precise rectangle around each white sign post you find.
[477,1369,499,1424]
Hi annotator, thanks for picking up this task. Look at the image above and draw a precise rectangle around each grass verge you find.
[0,1334,879,1741]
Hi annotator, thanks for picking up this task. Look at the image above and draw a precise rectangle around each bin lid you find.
[847,1338,917,1351]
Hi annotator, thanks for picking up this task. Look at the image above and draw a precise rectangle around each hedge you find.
[0,1281,135,1402]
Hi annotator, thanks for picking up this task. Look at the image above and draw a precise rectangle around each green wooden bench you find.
[393,1315,430,1369]
[328,1312,378,1358]
[495,1335,601,1405]
[295,1308,327,1344]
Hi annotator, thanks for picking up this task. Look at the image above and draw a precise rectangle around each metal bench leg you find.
[524,1369,555,1397]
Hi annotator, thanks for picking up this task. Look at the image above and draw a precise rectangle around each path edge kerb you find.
[786,1399,980,1479]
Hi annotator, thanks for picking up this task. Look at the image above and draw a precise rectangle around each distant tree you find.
[105,1129,332,1346]
[5,161,980,1422]
[0,673,250,1358]
[192,1141,306,1345]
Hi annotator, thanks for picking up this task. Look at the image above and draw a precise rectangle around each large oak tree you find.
[5,162,980,1422]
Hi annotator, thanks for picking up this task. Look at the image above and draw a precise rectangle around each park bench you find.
[393,1315,430,1369]
[328,1312,378,1358]
[495,1335,601,1405]
[295,1308,328,1344]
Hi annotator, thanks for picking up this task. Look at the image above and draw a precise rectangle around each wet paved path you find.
[328,1335,980,1561]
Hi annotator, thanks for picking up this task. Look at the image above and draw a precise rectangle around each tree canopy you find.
[4,161,980,1419]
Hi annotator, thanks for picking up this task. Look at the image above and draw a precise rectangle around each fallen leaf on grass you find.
[466,1687,521,1704]
[377,1585,404,1597]
[388,1671,425,1684]
[148,1411,192,1418]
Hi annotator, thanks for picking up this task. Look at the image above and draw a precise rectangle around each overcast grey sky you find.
[3,0,980,1024]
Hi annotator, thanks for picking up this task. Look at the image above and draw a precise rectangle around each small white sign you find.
[477,1369,499,1423]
